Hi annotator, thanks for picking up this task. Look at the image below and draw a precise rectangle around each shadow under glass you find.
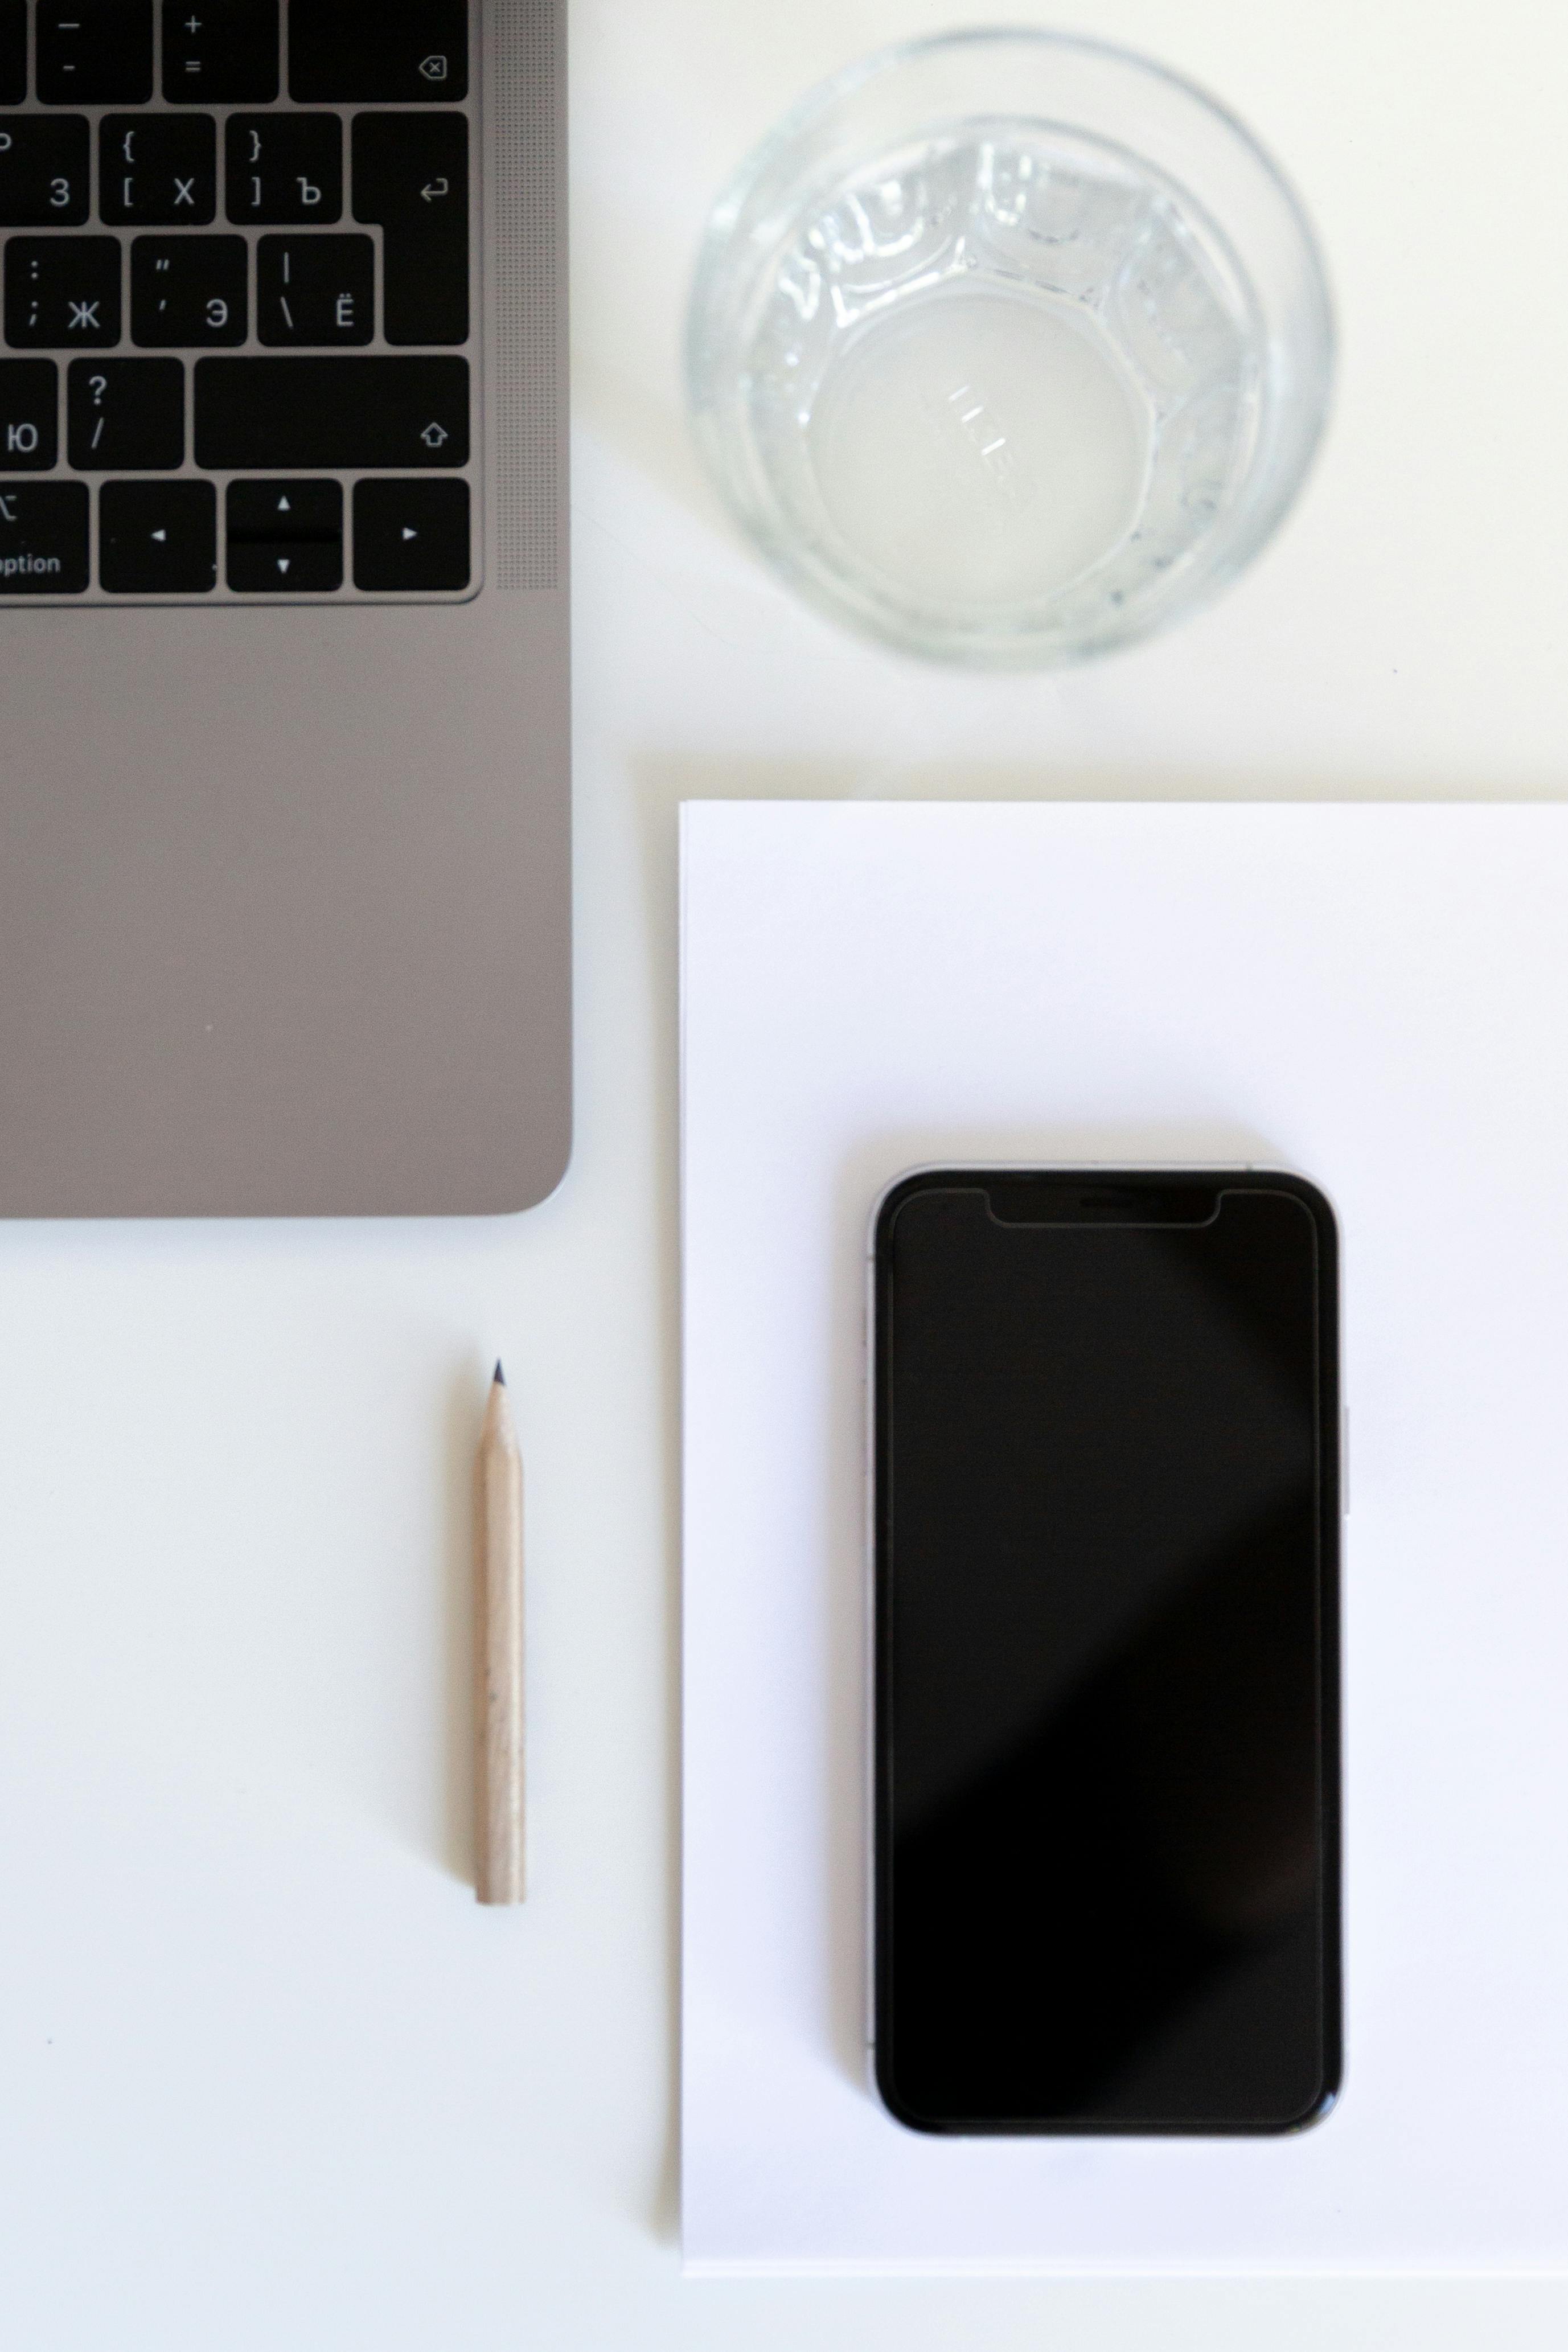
[873,1172,1340,2134]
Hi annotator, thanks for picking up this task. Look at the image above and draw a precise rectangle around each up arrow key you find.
[420,422,450,450]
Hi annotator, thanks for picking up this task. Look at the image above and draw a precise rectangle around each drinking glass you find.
[687,30,1334,668]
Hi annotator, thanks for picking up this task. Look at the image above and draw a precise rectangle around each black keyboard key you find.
[132,236,247,346]
[229,477,340,539]
[225,113,342,225]
[38,1,154,104]
[258,235,373,346]
[0,481,88,592]
[227,477,343,592]
[354,477,470,592]
[0,362,59,470]
[195,356,470,470]
[290,0,467,102]
[0,117,91,227]
[101,478,217,593]
[229,534,343,592]
[164,0,280,103]
[5,239,121,348]
[0,3,25,104]
[353,113,469,346]
[101,115,217,226]
[68,358,183,470]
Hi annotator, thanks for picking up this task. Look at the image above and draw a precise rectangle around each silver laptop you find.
[0,0,570,1216]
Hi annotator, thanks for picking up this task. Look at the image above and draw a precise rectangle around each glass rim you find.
[694,23,1329,279]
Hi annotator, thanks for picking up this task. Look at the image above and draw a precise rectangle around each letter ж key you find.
[5,240,121,347]
[195,358,470,470]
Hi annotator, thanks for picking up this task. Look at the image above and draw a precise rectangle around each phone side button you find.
[1343,1406,1350,1516]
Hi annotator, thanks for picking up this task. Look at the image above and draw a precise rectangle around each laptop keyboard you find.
[0,2,478,602]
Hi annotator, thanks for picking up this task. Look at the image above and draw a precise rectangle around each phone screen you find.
[873,1171,1341,2135]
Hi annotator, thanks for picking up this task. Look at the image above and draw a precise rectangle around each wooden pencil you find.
[475,1362,525,1905]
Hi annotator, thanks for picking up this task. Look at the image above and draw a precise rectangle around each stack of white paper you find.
[681,801,1568,2275]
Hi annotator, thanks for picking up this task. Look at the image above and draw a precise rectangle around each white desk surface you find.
[3,1,1567,2344]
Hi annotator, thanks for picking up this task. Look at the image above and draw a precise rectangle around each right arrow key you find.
[354,477,470,594]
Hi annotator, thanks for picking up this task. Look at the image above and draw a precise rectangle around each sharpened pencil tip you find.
[494,1360,506,1386]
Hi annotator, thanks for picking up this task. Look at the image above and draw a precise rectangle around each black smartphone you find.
[872,1168,1341,2136]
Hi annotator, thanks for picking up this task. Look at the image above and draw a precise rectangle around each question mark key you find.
[66,358,184,471]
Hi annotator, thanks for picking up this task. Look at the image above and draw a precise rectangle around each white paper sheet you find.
[680,801,1568,2275]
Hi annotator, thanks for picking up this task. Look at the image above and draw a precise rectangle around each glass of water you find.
[686,30,1333,668]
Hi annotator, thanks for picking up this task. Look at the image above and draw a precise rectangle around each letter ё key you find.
[0,118,91,228]
[258,238,374,346]
[4,240,121,347]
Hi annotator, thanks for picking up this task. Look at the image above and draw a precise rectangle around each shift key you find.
[194,356,469,470]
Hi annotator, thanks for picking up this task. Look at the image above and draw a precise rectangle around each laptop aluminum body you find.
[0,0,570,1216]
